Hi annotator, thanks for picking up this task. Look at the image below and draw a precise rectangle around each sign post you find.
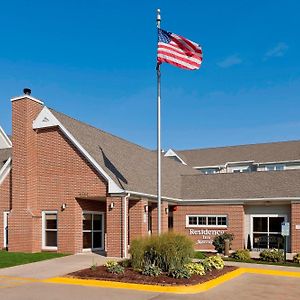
[281,222,290,263]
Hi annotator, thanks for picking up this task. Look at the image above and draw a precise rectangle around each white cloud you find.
[217,54,242,68]
[264,42,288,59]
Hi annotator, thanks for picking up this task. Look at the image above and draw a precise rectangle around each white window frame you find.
[186,215,228,228]
[42,211,58,251]
[3,211,9,248]
[82,211,104,252]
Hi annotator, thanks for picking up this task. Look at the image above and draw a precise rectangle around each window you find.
[198,168,219,175]
[187,215,227,227]
[265,164,285,171]
[42,211,58,249]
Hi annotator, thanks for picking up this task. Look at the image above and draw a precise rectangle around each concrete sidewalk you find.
[225,260,300,272]
[0,253,113,279]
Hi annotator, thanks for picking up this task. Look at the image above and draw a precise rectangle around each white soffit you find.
[33,107,124,194]
[0,127,12,149]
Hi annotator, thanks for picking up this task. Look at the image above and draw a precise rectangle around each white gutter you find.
[124,190,300,205]
[123,193,130,258]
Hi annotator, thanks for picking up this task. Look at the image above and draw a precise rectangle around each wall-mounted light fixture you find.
[144,205,148,213]
[61,203,67,211]
[165,207,169,214]
[109,202,115,210]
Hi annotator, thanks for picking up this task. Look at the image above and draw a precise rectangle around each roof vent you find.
[23,88,31,96]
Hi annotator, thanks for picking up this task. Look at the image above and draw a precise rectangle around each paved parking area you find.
[1,256,300,299]
[0,272,300,300]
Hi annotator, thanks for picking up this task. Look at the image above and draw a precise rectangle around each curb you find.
[43,269,244,294]
[3,267,299,294]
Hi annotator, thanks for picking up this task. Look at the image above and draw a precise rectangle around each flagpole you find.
[156,8,162,235]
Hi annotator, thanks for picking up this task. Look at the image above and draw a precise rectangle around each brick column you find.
[151,201,169,235]
[291,203,300,253]
[128,199,148,244]
[106,196,123,257]
[9,96,43,252]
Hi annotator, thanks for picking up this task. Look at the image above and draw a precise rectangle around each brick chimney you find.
[8,89,44,252]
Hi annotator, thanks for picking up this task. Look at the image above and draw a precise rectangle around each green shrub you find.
[184,262,205,276]
[231,249,251,261]
[130,238,148,270]
[212,233,234,253]
[142,264,162,277]
[194,251,207,260]
[169,267,191,279]
[259,249,284,262]
[202,255,224,271]
[293,253,300,264]
[104,260,125,275]
[130,232,194,273]
[120,259,131,268]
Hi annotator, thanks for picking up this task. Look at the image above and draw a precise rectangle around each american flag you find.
[157,28,202,70]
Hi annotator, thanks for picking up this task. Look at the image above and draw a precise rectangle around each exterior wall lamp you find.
[61,203,67,211]
[165,207,169,214]
[144,205,148,213]
[109,202,115,210]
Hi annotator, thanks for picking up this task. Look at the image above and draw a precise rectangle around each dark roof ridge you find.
[48,107,152,153]
[176,139,300,152]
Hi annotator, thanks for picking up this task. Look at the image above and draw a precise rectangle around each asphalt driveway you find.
[0,273,300,300]
[0,256,300,299]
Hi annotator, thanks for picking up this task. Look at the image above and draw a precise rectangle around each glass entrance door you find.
[83,212,104,251]
[252,215,285,250]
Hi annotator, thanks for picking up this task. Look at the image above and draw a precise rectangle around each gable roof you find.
[0,148,11,169]
[177,140,300,167]
[49,108,198,199]
[182,169,300,200]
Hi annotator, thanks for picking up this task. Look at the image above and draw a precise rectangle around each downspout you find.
[123,193,130,258]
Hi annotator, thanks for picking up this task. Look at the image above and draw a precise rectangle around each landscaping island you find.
[69,265,236,286]
[69,233,237,286]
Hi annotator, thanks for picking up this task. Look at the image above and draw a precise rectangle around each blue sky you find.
[0,0,299,150]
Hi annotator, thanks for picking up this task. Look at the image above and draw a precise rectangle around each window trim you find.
[42,211,58,251]
[186,215,228,228]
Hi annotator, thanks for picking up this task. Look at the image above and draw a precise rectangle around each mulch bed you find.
[68,265,237,286]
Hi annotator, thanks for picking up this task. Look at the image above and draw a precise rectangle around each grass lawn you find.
[0,251,67,269]
[223,257,300,268]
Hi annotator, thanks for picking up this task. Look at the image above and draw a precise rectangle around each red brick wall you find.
[173,205,244,251]
[106,196,123,257]
[36,127,107,253]
[0,172,12,249]
[9,98,43,252]
[128,198,148,243]
[291,203,300,253]
[150,201,169,235]
[9,96,110,253]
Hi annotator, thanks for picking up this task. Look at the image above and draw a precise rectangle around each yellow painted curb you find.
[43,268,244,294]
[243,267,300,278]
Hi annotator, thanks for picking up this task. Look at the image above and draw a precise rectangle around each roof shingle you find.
[177,140,300,167]
[50,109,198,199]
